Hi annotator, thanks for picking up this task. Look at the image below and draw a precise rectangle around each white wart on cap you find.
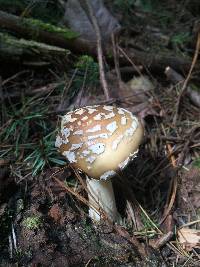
[55,105,143,180]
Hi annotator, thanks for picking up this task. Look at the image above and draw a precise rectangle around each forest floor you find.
[0,1,200,266]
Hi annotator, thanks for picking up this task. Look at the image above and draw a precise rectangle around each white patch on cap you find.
[129,149,139,159]
[75,108,85,115]
[103,106,113,111]
[61,127,71,137]
[87,108,97,114]
[62,114,77,123]
[104,112,115,119]
[89,143,105,154]
[70,143,83,150]
[73,130,83,135]
[131,119,138,131]
[125,127,135,136]
[88,133,109,140]
[55,135,63,148]
[82,150,90,156]
[121,116,127,125]
[125,118,138,136]
[87,140,95,146]
[106,121,118,134]
[112,134,123,150]
[93,114,102,120]
[62,138,69,144]
[81,116,88,121]
[63,151,77,163]
[86,156,96,163]
[69,117,77,123]
[125,109,134,116]
[119,157,130,169]
[100,170,116,180]
[62,114,72,123]
[86,125,101,133]
[117,108,125,115]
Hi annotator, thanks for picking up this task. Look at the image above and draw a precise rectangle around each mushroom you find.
[55,105,143,221]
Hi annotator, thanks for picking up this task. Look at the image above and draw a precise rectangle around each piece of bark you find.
[0,32,70,66]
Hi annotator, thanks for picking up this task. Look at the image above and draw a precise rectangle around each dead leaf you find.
[63,0,121,43]
[126,75,154,101]
[178,227,200,251]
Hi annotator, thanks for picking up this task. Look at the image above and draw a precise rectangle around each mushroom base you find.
[86,176,118,222]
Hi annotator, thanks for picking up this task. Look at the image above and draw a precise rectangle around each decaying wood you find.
[0,10,96,55]
[0,11,194,73]
[120,47,193,74]
[0,32,70,66]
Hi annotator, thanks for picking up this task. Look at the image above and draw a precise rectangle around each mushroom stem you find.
[86,176,118,222]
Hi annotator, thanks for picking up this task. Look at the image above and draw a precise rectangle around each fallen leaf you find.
[63,0,121,42]
[178,227,200,251]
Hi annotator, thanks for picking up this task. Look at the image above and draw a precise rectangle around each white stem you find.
[86,176,118,221]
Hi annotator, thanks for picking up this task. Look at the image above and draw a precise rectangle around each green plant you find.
[0,97,46,156]
[193,158,200,168]
[171,32,191,46]
[0,96,65,176]
[22,215,42,230]
[66,55,100,101]
[24,130,65,176]
[74,55,99,86]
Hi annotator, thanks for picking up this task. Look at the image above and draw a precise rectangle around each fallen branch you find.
[0,32,70,66]
[0,10,95,55]
[0,10,194,74]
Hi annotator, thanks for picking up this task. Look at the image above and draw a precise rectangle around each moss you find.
[0,32,70,55]
[22,18,79,40]
[193,158,200,168]
[22,215,42,230]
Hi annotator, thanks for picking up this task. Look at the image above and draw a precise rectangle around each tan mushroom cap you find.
[55,105,143,180]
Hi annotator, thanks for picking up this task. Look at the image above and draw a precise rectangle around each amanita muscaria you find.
[55,105,143,221]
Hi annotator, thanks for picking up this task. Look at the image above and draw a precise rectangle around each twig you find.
[159,125,178,226]
[111,33,122,91]
[2,70,29,86]
[75,65,88,108]
[58,68,78,111]
[173,32,200,125]
[153,231,174,249]
[159,175,178,225]
[85,0,110,101]
[114,225,148,259]
[118,46,143,76]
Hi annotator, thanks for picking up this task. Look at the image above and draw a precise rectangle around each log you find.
[0,10,195,73]
[0,10,96,55]
[0,32,70,66]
